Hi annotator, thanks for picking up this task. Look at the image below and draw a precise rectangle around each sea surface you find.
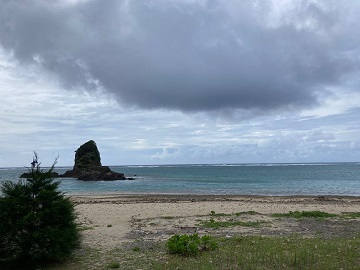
[0,163,360,196]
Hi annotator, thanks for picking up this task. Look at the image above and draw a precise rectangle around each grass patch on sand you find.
[210,210,231,217]
[271,211,337,219]
[342,212,360,219]
[45,209,360,270]
[235,210,259,216]
[106,261,120,269]
[199,218,263,229]
[272,211,360,220]
[45,234,360,270]
[152,235,360,270]
[78,226,95,231]
[210,210,259,217]
[54,235,360,269]
[200,211,264,229]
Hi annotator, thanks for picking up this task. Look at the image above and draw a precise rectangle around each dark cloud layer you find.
[1,0,359,114]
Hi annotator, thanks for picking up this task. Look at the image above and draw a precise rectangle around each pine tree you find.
[0,153,80,269]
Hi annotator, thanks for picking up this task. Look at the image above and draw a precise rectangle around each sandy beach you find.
[72,194,360,250]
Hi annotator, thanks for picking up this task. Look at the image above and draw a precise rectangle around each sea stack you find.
[60,140,126,181]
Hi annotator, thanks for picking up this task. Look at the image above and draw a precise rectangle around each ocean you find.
[0,163,360,196]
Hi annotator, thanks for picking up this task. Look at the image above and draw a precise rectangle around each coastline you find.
[72,194,360,250]
[70,193,360,200]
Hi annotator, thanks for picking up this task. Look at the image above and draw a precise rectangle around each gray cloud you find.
[1,0,359,114]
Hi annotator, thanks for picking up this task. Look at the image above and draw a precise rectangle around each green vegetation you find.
[342,212,360,218]
[272,211,360,220]
[0,154,80,269]
[74,140,101,169]
[132,246,141,252]
[210,210,259,217]
[78,226,95,231]
[210,210,231,217]
[210,211,232,217]
[106,261,120,269]
[154,235,360,270]
[43,206,360,270]
[166,234,218,256]
[199,218,263,229]
[235,210,258,216]
[48,235,360,270]
[271,211,337,219]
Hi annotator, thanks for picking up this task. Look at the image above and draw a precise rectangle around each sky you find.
[1,0,360,167]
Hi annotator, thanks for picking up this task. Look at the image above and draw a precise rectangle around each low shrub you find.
[166,234,217,256]
[132,246,141,252]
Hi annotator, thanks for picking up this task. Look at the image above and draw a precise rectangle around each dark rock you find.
[59,140,127,181]
[75,166,126,181]
[20,171,59,178]
[74,140,101,170]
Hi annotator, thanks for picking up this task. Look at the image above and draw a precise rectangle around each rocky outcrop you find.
[60,166,126,181]
[59,140,127,181]
[20,171,59,178]
[73,140,101,170]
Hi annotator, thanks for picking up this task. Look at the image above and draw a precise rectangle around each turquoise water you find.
[1,163,360,196]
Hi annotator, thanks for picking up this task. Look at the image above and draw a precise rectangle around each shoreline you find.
[72,194,360,250]
[70,193,360,204]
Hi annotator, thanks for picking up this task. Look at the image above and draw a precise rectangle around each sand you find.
[72,194,360,250]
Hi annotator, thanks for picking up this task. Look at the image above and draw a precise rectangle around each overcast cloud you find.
[0,0,360,166]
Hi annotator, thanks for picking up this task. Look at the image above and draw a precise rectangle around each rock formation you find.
[59,140,127,181]
[20,171,59,178]
[73,139,101,170]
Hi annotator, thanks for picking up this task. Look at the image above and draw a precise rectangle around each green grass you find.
[44,209,360,270]
[235,210,259,216]
[210,211,231,217]
[153,235,360,270]
[342,212,360,219]
[106,261,120,269]
[271,211,337,219]
[210,210,259,217]
[199,218,263,229]
[205,211,264,229]
[45,234,360,270]
[78,226,95,231]
[271,211,360,220]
